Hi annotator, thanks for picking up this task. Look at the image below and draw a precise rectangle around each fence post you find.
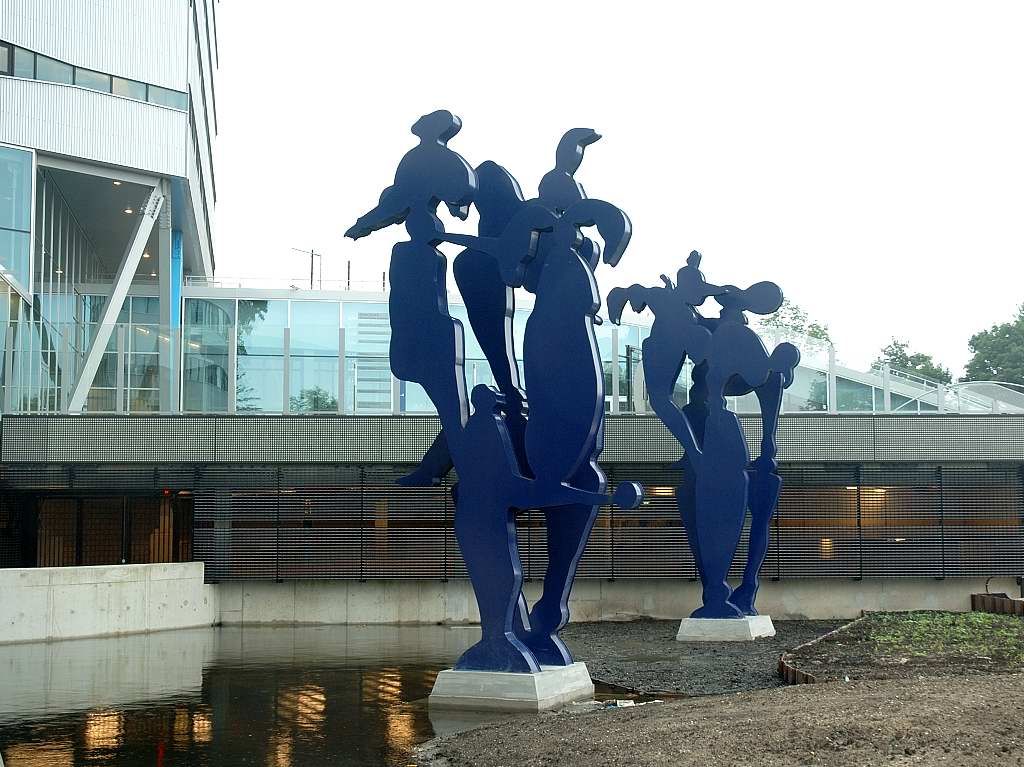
[275,466,282,582]
[855,465,864,581]
[937,465,945,579]
[442,477,449,582]
[609,502,616,582]
[773,491,782,582]
[359,466,366,582]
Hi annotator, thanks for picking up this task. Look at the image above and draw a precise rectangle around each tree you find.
[874,339,952,384]
[290,385,339,413]
[758,299,832,344]
[962,304,1024,386]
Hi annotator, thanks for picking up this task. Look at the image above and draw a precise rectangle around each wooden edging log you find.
[970,592,1024,617]
[777,614,871,686]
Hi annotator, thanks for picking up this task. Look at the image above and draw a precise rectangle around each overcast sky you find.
[212,1,1023,375]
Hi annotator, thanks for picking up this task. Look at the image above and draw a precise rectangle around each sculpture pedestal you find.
[428,662,594,712]
[676,615,776,642]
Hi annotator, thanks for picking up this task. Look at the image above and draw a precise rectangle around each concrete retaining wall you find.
[217,576,1021,625]
[2,567,1017,644]
[0,562,218,645]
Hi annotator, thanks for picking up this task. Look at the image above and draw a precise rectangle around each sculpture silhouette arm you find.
[345,185,410,240]
[561,199,632,266]
[608,285,663,325]
[439,205,557,288]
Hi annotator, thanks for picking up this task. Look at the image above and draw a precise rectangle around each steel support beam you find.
[67,187,164,412]
[157,180,174,412]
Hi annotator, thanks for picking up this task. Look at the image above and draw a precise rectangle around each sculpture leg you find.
[515,464,603,666]
[731,373,785,615]
[678,394,709,586]
[453,485,540,673]
[516,502,598,666]
[690,406,748,619]
[677,456,705,584]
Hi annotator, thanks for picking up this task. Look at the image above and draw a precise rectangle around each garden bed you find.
[784,610,1024,682]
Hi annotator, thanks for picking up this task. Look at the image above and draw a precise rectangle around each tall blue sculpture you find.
[346,111,641,673]
[608,252,800,619]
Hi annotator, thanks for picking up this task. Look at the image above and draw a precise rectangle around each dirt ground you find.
[417,673,1024,767]
[561,619,843,695]
[418,615,1024,766]
[787,610,1024,681]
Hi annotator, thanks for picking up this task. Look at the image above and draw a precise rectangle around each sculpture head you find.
[676,250,727,307]
[411,110,462,143]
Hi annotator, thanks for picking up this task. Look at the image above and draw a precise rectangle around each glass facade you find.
[0,144,33,295]
[236,299,285,413]
[183,298,233,413]
[289,301,339,413]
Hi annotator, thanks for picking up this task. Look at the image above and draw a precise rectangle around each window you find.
[836,376,874,412]
[0,144,33,294]
[183,298,235,413]
[0,42,188,109]
[148,85,188,110]
[12,48,33,78]
[112,76,146,101]
[290,301,340,413]
[35,55,72,85]
[74,68,110,93]
[236,299,286,413]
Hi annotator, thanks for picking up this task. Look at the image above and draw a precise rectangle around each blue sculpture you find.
[346,111,641,672]
[608,252,800,618]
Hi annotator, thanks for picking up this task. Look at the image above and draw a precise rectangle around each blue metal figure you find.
[346,112,640,672]
[608,252,799,618]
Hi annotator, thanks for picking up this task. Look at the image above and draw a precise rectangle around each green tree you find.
[874,339,952,384]
[758,299,832,344]
[962,304,1024,386]
[290,385,339,413]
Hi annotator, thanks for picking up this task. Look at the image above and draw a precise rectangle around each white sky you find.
[213,1,1024,375]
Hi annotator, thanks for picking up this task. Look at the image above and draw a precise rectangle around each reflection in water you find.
[0,625,480,767]
[83,710,124,751]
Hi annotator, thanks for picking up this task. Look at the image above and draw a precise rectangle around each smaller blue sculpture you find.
[609,252,800,618]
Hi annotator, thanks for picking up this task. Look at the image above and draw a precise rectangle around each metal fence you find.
[2,414,1022,581]
[180,462,1024,582]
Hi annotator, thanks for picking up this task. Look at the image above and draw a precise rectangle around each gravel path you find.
[561,619,844,695]
[418,673,1024,767]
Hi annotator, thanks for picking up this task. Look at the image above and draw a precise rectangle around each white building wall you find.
[0,0,218,275]
[0,0,189,88]
[0,78,188,177]
[185,0,217,273]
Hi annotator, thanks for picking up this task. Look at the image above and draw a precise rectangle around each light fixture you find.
[113,180,122,186]
[142,252,151,259]
[123,208,134,215]
[150,272,157,277]
[55,268,63,275]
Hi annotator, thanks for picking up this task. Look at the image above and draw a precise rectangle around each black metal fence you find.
[2,414,1023,581]
[180,462,1024,582]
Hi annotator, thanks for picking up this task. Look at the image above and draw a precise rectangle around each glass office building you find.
[1,283,1016,417]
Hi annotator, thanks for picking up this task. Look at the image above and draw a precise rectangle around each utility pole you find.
[290,247,322,289]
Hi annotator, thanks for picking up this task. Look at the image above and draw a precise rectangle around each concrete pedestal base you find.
[676,615,776,642]
[428,662,594,711]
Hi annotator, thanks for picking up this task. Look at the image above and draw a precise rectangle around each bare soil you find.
[562,618,843,695]
[418,613,1024,766]
[418,673,1024,767]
